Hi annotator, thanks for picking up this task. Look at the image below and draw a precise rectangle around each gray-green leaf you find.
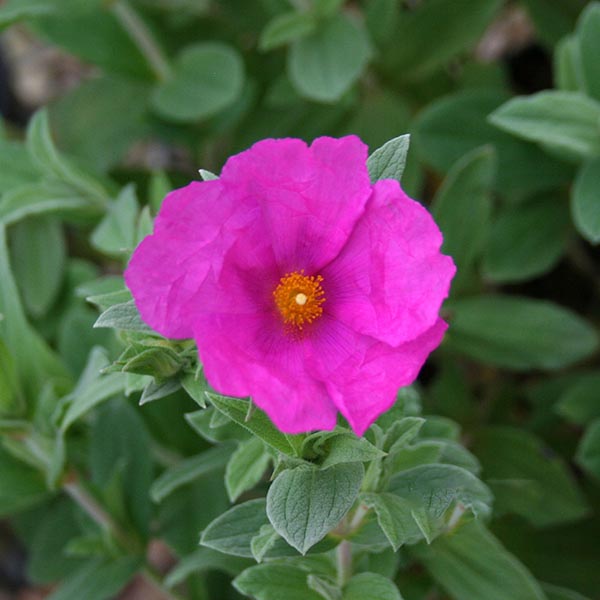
[572,158,600,243]
[367,134,410,184]
[288,14,371,103]
[489,91,600,160]
[150,444,234,503]
[152,43,245,121]
[266,462,363,554]
[225,436,271,502]
[446,295,599,370]
[412,519,546,600]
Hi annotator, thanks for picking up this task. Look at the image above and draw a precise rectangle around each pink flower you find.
[125,137,455,436]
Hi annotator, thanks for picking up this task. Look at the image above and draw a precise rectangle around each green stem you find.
[64,478,183,600]
[336,540,352,587]
[110,0,172,81]
[63,476,131,550]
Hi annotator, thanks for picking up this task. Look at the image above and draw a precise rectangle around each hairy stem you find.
[336,540,352,587]
[110,0,172,81]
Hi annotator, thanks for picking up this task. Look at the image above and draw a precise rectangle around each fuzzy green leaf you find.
[152,43,244,121]
[235,564,323,600]
[225,436,271,502]
[572,158,600,243]
[489,91,600,160]
[151,444,234,503]
[343,572,403,600]
[288,14,371,102]
[412,519,546,600]
[447,295,599,370]
[266,462,363,554]
[367,134,410,183]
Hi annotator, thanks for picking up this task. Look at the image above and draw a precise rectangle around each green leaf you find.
[57,347,126,433]
[520,0,582,47]
[0,0,55,29]
[489,91,600,160]
[25,109,107,201]
[47,556,141,600]
[343,572,403,600]
[388,464,492,520]
[266,462,363,554]
[0,445,48,516]
[0,140,39,194]
[365,0,399,46]
[201,498,269,557]
[319,433,385,469]
[234,564,323,600]
[384,417,425,453]
[387,440,444,474]
[207,392,298,456]
[554,35,585,92]
[446,295,599,370]
[150,444,233,503]
[9,216,65,317]
[308,574,342,600]
[473,427,589,526]
[367,134,410,184]
[572,158,600,243]
[123,346,183,378]
[576,419,600,479]
[383,0,501,79]
[362,492,427,550]
[556,372,600,425]
[198,169,218,181]
[259,11,316,51]
[27,499,85,583]
[251,524,281,563]
[432,146,495,292]
[0,225,69,397]
[90,185,139,256]
[50,74,151,172]
[415,90,572,197]
[89,400,153,536]
[225,436,271,502]
[148,169,172,213]
[152,43,245,121]
[0,339,21,416]
[542,583,590,600]
[0,181,99,227]
[180,371,208,408]
[483,193,571,282]
[412,519,546,600]
[185,407,249,444]
[165,547,251,588]
[288,14,371,103]
[139,377,181,404]
[94,300,155,334]
[33,9,151,79]
[578,3,600,102]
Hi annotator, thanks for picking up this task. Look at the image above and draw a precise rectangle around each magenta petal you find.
[125,180,255,338]
[325,320,448,436]
[323,180,456,346]
[195,311,338,434]
[220,136,371,273]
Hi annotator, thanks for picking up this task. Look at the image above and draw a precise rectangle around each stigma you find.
[273,270,325,330]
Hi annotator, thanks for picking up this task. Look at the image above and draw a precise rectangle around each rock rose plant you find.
[126,136,455,435]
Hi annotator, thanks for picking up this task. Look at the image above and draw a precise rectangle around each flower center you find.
[273,270,325,330]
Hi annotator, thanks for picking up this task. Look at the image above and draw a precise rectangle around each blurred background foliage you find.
[0,0,599,599]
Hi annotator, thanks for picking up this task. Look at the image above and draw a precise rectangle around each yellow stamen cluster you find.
[273,270,326,330]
